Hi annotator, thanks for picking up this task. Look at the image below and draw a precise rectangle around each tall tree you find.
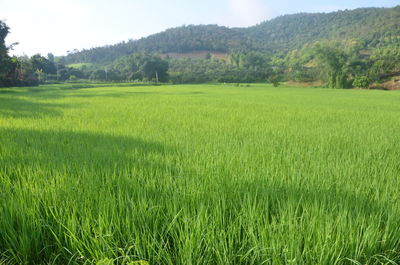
[31,54,57,74]
[313,43,350,88]
[0,20,16,86]
[111,53,169,82]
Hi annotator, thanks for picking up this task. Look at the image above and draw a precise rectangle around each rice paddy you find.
[0,83,400,264]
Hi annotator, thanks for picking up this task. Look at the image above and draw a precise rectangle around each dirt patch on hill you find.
[162,51,229,61]
[370,76,400,90]
[285,81,325,87]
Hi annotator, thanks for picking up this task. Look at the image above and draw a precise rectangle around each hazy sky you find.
[1,0,398,56]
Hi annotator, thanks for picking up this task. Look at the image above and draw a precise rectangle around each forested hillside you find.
[60,25,253,64]
[60,6,400,65]
[245,6,400,52]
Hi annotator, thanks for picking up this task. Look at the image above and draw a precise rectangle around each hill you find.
[60,25,251,64]
[60,6,400,65]
[245,6,400,52]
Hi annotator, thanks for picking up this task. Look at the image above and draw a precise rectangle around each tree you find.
[47,53,55,63]
[352,76,370,89]
[313,43,350,88]
[15,57,39,86]
[242,52,270,71]
[112,53,169,82]
[31,54,57,74]
[139,55,169,81]
[267,75,280,87]
[89,70,107,81]
[229,53,244,67]
[0,20,15,86]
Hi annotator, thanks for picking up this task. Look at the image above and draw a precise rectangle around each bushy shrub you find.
[352,76,370,88]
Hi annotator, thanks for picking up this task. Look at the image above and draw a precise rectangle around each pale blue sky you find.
[1,0,398,56]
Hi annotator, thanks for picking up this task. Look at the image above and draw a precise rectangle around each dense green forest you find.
[244,6,400,52]
[60,6,400,63]
[60,25,253,64]
[1,6,399,88]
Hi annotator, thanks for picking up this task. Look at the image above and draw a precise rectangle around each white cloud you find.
[4,0,101,56]
[227,0,271,26]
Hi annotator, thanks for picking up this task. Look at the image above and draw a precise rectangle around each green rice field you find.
[1,83,400,264]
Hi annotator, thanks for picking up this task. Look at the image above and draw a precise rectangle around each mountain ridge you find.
[59,6,400,65]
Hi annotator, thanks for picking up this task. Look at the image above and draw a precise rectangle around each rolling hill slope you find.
[60,6,400,65]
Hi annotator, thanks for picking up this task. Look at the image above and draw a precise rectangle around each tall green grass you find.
[1,84,400,264]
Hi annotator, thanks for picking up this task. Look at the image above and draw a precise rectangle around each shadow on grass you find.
[0,86,158,101]
[20,89,205,100]
[0,127,175,177]
[1,85,208,108]
[0,89,17,94]
[0,97,67,118]
[0,127,178,263]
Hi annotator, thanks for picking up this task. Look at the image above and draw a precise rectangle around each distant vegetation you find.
[1,6,399,88]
